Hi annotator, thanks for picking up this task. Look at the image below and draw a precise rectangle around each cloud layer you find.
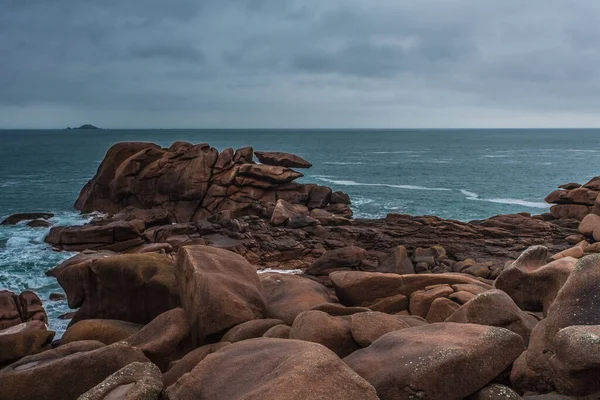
[2,0,600,128]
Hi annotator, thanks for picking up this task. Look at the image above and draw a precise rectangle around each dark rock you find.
[1,212,54,225]
[254,151,312,168]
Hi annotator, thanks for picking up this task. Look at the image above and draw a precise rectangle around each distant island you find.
[66,124,101,130]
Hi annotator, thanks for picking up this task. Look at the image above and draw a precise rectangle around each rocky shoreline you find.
[2,141,600,399]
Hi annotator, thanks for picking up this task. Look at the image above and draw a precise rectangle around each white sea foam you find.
[257,268,303,275]
[459,189,548,209]
[323,161,365,165]
[481,155,509,158]
[316,178,452,191]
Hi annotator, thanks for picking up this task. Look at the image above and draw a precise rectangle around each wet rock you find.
[289,310,360,357]
[61,319,142,345]
[176,245,267,345]
[27,219,52,228]
[254,151,312,168]
[165,338,378,400]
[0,341,148,400]
[78,362,162,400]
[1,212,54,225]
[259,273,334,325]
[465,384,522,400]
[344,323,525,400]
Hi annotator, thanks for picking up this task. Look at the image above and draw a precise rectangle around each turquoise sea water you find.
[2,128,600,334]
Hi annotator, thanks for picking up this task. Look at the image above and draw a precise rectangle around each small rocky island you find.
[2,141,600,399]
[66,124,101,130]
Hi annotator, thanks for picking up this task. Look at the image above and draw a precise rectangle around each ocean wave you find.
[316,178,452,191]
[257,268,303,275]
[481,155,509,158]
[459,189,548,209]
[0,210,84,337]
[323,161,365,165]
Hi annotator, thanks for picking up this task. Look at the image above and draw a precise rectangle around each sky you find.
[2,0,600,129]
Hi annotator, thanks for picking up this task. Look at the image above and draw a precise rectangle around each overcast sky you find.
[2,0,600,128]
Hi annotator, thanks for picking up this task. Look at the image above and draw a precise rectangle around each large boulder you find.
[254,151,313,168]
[124,308,191,370]
[78,362,163,400]
[0,321,54,364]
[344,323,525,400]
[259,273,334,325]
[511,254,600,396]
[446,289,539,345]
[494,246,576,314]
[165,338,379,400]
[305,246,367,276]
[289,310,360,357]
[176,246,267,345]
[60,319,142,345]
[377,245,415,275]
[330,271,491,307]
[48,253,179,325]
[350,311,427,347]
[0,341,149,400]
[0,290,48,330]
[162,343,230,388]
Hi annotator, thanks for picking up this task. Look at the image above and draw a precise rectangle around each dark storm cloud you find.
[2,0,600,128]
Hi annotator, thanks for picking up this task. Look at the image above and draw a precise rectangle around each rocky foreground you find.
[3,141,600,399]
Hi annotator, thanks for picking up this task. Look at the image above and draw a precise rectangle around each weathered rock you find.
[550,204,591,221]
[254,151,312,168]
[262,324,292,339]
[367,294,410,314]
[377,245,415,274]
[60,319,142,345]
[545,188,599,206]
[409,285,455,318]
[0,290,48,330]
[165,338,378,400]
[495,246,576,313]
[1,212,54,225]
[289,310,360,357]
[305,246,367,276]
[465,384,522,400]
[330,271,490,307]
[578,213,600,236]
[45,219,144,252]
[221,319,285,343]
[176,246,267,345]
[344,323,525,400]
[425,297,461,323]
[331,191,351,204]
[259,273,333,325]
[48,253,179,325]
[162,342,231,388]
[0,321,54,364]
[350,311,427,347]
[270,199,308,226]
[78,362,162,400]
[0,341,148,400]
[512,255,600,396]
[310,303,371,316]
[124,308,191,370]
[307,185,332,209]
[446,289,539,345]
[27,219,52,228]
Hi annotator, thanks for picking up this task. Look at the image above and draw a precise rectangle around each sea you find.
[1,128,600,335]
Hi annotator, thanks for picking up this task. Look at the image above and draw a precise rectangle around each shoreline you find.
[2,140,600,399]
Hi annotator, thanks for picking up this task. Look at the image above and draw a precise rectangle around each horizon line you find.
[3,127,600,131]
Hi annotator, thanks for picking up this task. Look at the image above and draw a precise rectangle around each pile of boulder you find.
[3,243,600,399]
[7,141,600,398]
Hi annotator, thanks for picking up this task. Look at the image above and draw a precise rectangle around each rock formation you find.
[5,142,600,399]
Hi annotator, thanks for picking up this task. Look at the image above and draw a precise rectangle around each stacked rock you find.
[545,177,600,220]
